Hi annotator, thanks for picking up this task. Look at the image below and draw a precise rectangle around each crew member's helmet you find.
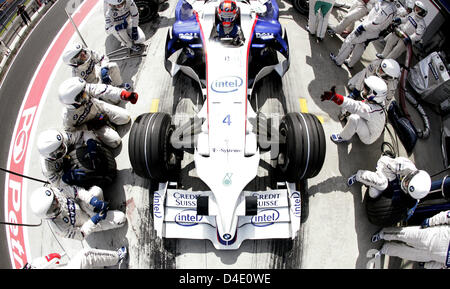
[401,170,431,199]
[377,59,401,80]
[218,0,238,27]
[413,1,428,17]
[29,187,61,219]
[37,129,68,161]
[62,43,91,68]
[106,0,127,10]
[363,76,388,104]
[58,77,88,107]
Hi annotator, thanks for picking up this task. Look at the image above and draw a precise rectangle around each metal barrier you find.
[0,0,55,79]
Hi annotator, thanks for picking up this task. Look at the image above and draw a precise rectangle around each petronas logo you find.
[223,173,233,186]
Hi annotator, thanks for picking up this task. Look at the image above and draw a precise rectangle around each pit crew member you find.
[104,0,146,52]
[29,185,126,240]
[347,155,431,199]
[370,210,450,269]
[321,76,388,145]
[58,77,137,148]
[62,42,131,90]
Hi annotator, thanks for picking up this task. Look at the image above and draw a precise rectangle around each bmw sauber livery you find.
[129,0,325,250]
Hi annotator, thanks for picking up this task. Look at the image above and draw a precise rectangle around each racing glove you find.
[392,17,401,25]
[355,25,365,37]
[348,88,361,99]
[420,218,430,228]
[115,19,128,31]
[91,210,108,225]
[100,67,112,84]
[85,139,100,169]
[62,169,86,184]
[321,86,344,105]
[402,36,411,45]
[120,91,138,104]
[131,26,138,41]
[89,196,109,213]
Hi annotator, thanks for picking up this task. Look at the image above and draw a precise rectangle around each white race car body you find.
[158,0,298,249]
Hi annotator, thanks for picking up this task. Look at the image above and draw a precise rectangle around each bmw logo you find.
[223,233,231,240]
[63,217,69,223]
[409,186,415,192]
[56,134,62,141]
[45,190,52,196]
[382,63,387,68]
[76,44,81,49]
[73,114,78,120]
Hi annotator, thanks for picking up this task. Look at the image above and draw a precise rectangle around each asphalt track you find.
[0,0,71,269]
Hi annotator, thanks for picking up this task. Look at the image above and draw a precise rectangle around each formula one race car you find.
[129,0,326,249]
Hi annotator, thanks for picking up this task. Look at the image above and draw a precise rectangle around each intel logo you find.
[175,209,203,226]
[211,76,243,93]
[290,191,301,217]
[153,191,163,219]
[251,209,280,227]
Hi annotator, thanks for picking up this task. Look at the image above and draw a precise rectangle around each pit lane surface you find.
[0,0,75,269]
[3,0,445,269]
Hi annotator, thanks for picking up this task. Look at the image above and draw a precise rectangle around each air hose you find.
[397,28,430,139]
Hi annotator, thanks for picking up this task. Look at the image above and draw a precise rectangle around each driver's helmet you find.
[218,0,238,28]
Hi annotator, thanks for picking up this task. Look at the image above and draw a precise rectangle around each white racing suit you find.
[71,48,124,87]
[334,0,397,67]
[62,83,131,148]
[24,249,121,269]
[338,97,386,144]
[331,0,375,34]
[104,0,145,48]
[347,59,399,101]
[40,130,97,189]
[379,210,450,269]
[308,0,336,39]
[48,185,126,240]
[380,12,426,60]
[355,155,416,198]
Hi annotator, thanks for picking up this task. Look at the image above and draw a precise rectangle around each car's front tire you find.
[128,112,180,181]
[277,112,326,182]
[292,0,309,16]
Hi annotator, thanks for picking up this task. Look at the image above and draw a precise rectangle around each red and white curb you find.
[4,0,100,269]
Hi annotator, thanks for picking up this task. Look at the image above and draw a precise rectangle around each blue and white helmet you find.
[401,170,431,199]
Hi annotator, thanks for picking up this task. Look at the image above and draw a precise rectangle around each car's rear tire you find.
[67,145,117,188]
[135,0,159,24]
[292,0,309,16]
[128,112,180,181]
[277,112,326,182]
